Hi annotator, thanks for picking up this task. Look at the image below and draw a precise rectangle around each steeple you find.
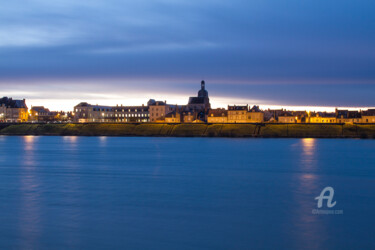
[198,80,208,98]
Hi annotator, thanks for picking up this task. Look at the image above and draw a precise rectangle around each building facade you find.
[113,105,149,123]
[165,111,181,123]
[336,109,362,123]
[0,97,28,122]
[247,105,264,123]
[362,109,375,123]
[207,108,228,123]
[228,105,248,123]
[30,106,58,122]
[148,100,176,122]
[309,112,337,123]
[74,103,114,123]
[74,102,150,123]
[278,111,296,123]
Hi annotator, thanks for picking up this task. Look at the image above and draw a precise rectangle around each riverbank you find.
[1,123,375,138]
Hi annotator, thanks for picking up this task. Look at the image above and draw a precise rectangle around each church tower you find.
[188,80,210,109]
[198,80,208,98]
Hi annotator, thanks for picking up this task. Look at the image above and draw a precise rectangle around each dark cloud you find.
[0,0,374,107]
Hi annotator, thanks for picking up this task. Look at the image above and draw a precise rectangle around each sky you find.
[0,0,374,111]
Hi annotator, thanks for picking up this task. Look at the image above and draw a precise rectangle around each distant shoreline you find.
[0,123,374,138]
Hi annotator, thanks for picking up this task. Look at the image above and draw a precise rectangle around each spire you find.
[198,80,208,98]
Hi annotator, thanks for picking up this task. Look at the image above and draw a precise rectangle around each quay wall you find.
[1,123,375,138]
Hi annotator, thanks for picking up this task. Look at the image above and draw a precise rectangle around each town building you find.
[362,109,375,123]
[228,105,248,123]
[113,105,149,123]
[30,106,59,122]
[278,111,296,123]
[277,110,310,123]
[293,111,309,123]
[165,110,181,123]
[247,105,264,123]
[148,100,176,122]
[164,106,204,123]
[74,102,114,123]
[181,110,196,123]
[336,109,362,123]
[263,109,284,123]
[207,108,228,123]
[0,97,28,122]
[309,112,337,123]
[74,102,150,123]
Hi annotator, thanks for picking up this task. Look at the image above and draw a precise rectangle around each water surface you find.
[0,136,374,249]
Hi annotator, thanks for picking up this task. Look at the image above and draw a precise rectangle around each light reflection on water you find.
[63,136,78,146]
[99,136,107,147]
[19,135,41,248]
[23,135,36,151]
[0,136,373,249]
[289,138,327,249]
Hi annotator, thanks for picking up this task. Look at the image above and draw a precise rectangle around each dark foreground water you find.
[0,136,374,250]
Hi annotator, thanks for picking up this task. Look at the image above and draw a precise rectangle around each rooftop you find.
[228,105,248,111]
[0,97,27,109]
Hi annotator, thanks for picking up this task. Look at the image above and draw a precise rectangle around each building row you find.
[267,109,375,124]
[0,97,72,123]
[73,80,211,123]
[1,81,375,124]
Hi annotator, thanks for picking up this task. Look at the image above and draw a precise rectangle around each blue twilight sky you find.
[0,0,375,111]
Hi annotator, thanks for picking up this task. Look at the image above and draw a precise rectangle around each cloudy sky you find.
[1,0,374,111]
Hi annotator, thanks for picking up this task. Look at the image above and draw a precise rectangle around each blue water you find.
[0,136,374,249]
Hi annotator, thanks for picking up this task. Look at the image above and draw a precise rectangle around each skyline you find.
[2,79,375,112]
[1,0,375,111]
